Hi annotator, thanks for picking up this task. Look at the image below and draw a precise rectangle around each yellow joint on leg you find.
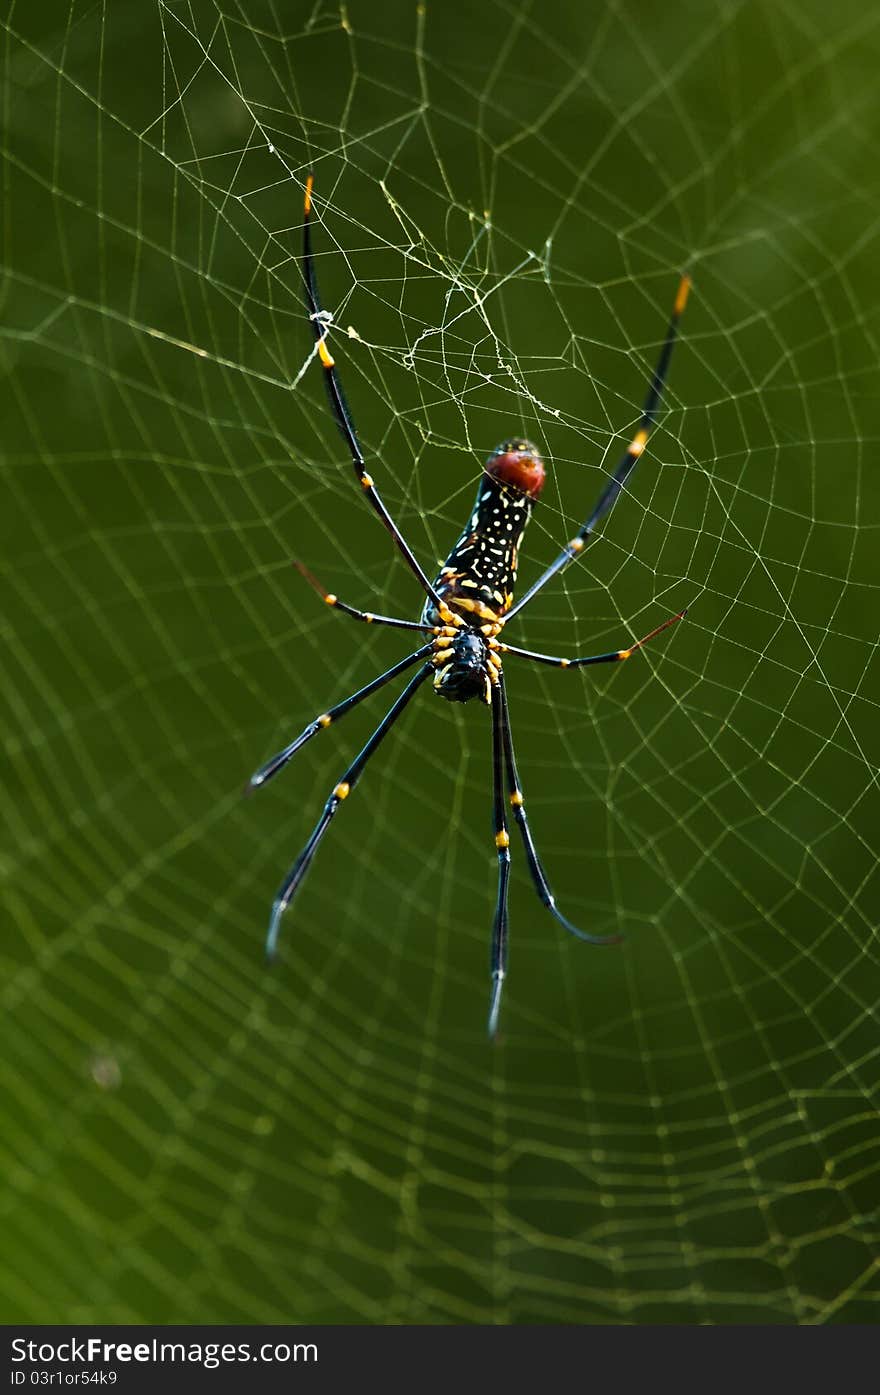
[569,537,585,554]
[317,338,335,369]
[304,174,314,213]
[509,790,523,807]
[629,429,649,457]
[360,472,374,489]
[364,613,374,623]
[334,782,350,800]
[618,648,632,660]
[675,274,692,317]
[324,593,337,606]
[495,830,510,849]
[559,657,571,668]
[318,714,332,728]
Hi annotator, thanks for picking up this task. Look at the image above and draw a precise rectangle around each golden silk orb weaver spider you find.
[250,174,691,1037]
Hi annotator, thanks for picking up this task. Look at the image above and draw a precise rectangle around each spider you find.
[250,174,690,1037]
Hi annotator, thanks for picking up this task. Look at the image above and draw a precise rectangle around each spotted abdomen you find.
[422,439,545,627]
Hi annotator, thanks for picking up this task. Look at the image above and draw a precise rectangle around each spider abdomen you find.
[421,439,545,628]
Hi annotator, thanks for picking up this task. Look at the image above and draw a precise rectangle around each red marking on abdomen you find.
[485,439,546,499]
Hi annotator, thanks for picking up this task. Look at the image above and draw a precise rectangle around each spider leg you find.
[500,608,686,670]
[496,672,621,947]
[504,275,691,624]
[250,644,432,791]
[303,176,443,610]
[265,660,432,959]
[295,561,436,635]
[488,678,512,1039]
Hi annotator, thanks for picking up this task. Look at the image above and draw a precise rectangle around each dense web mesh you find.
[2,0,879,1324]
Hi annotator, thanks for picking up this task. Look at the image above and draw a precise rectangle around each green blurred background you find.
[2,0,879,1323]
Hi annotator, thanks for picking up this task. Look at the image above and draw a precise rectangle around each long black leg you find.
[303,176,444,611]
[497,671,621,947]
[250,644,432,791]
[488,679,512,1038]
[295,561,436,635]
[265,661,432,959]
[500,608,686,670]
[504,275,691,624]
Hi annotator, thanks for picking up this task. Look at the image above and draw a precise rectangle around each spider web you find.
[2,0,879,1325]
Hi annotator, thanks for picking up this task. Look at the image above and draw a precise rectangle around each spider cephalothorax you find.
[249,173,690,1037]
[430,623,503,705]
